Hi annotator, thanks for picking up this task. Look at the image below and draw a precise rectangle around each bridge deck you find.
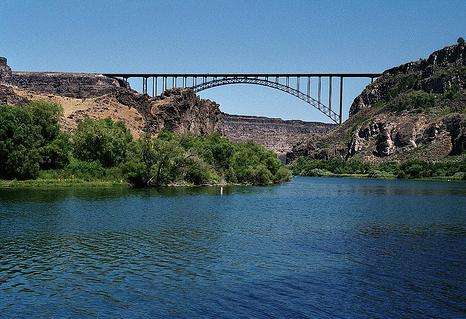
[102,73,382,78]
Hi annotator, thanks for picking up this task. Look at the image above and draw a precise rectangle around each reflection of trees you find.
[0,183,276,204]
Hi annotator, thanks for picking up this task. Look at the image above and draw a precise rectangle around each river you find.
[0,177,465,318]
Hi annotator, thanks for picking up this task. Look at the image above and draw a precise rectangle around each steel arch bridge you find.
[104,73,381,124]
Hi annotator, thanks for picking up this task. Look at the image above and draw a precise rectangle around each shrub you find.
[66,159,106,180]
[274,166,292,183]
[378,161,400,175]
[307,168,333,177]
[390,91,436,112]
[458,37,465,45]
[123,136,185,186]
[183,155,219,185]
[40,132,72,169]
[398,160,430,178]
[0,102,62,179]
[73,118,132,167]
[368,170,395,179]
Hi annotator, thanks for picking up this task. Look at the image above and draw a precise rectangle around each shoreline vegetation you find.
[1,167,464,190]
[1,102,464,190]
[0,102,292,189]
[291,156,466,181]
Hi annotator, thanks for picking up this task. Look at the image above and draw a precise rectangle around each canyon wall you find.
[220,114,334,156]
[288,42,465,163]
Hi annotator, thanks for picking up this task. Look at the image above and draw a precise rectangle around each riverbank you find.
[2,173,464,190]
[290,156,466,181]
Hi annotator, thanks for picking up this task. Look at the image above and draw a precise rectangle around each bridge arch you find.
[192,77,340,123]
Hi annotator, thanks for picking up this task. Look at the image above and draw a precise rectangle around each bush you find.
[390,91,436,112]
[307,168,333,177]
[73,118,132,167]
[378,161,400,175]
[291,157,465,180]
[40,132,72,169]
[227,142,281,185]
[274,166,292,183]
[458,37,465,45]
[368,170,395,179]
[0,102,62,179]
[183,155,219,185]
[66,159,106,180]
[123,135,185,186]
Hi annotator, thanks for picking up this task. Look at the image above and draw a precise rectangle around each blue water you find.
[0,177,465,318]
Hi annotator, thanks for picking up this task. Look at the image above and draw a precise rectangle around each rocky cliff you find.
[288,42,466,163]
[220,114,334,156]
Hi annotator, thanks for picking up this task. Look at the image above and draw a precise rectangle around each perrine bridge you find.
[103,73,382,124]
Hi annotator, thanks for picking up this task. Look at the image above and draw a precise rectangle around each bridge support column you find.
[328,76,332,114]
[142,77,148,95]
[318,76,322,107]
[154,77,158,96]
[339,76,343,124]
[306,77,310,101]
[152,77,155,97]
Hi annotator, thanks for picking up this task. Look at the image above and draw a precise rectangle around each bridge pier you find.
[328,76,332,115]
[306,77,311,101]
[318,76,322,107]
[339,77,343,124]
[142,77,148,95]
[152,77,156,97]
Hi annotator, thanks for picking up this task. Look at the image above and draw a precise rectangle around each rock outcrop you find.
[288,42,466,163]
[220,114,334,156]
[0,57,12,80]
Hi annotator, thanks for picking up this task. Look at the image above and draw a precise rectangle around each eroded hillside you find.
[288,42,465,163]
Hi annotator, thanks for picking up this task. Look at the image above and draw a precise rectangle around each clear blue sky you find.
[1,0,465,122]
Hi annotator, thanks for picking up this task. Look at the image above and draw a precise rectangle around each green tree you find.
[40,132,72,169]
[0,102,62,179]
[123,135,185,186]
[73,118,133,167]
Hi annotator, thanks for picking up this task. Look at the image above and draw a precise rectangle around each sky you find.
[1,0,465,123]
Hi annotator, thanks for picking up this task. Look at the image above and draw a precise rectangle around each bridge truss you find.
[104,73,381,124]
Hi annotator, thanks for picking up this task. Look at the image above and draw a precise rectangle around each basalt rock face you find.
[288,43,466,163]
[0,57,12,81]
[9,72,130,99]
[220,114,335,156]
[146,89,221,135]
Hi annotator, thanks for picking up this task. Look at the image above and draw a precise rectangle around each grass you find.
[0,178,129,189]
